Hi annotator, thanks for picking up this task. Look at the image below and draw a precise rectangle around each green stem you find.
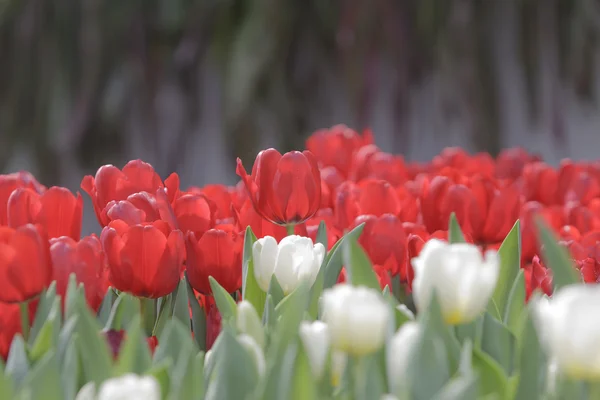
[139,297,157,337]
[351,356,368,400]
[286,224,295,236]
[19,302,30,342]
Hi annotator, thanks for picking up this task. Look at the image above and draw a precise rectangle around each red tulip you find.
[520,202,564,262]
[101,220,184,298]
[236,149,321,225]
[0,224,53,303]
[0,300,37,360]
[521,162,559,205]
[185,228,243,295]
[103,329,160,360]
[495,148,540,181]
[7,187,83,240]
[305,124,373,177]
[205,296,222,350]
[103,189,178,229]
[198,184,234,221]
[523,256,553,300]
[334,180,400,230]
[349,145,408,186]
[0,171,46,226]
[50,235,109,312]
[81,160,165,227]
[232,199,287,241]
[172,194,216,237]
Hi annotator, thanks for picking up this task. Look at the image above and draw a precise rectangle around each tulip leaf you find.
[503,270,526,335]
[316,220,328,250]
[61,338,79,400]
[454,317,484,349]
[431,375,479,400]
[491,220,521,319]
[184,278,207,352]
[148,360,172,400]
[209,276,238,324]
[241,226,267,317]
[323,223,365,289]
[29,282,57,345]
[30,297,61,363]
[480,313,515,375]
[5,335,30,386]
[75,300,112,384]
[64,273,80,322]
[0,367,14,399]
[153,293,173,338]
[193,352,206,396]
[472,347,508,398]
[267,275,285,307]
[104,291,139,331]
[19,350,62,400]
[307,263,325,320]
[172,278,190,328]
[205,328,259,400]
[513,308,547,400]
[167,340,198,400]
[153,319,198,367]
[57,317,78,365]
[291,343,318,400]
[262,294,276,331]
[406,332,451,400]
[342,238,380,291]
[536,218,580,289]
[448,213,466,244]
[115,315,152,375]
[97,287,117,327]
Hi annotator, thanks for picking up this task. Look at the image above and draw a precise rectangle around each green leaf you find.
[491,220,521,318]
[5,335,29,386]
[64,274,80,321]
[472,347,508,397]
[29,297,61,363]
[104,291,138,331]
[193,352,205,397]
[316,220,328,249]
[267,275,285,306]
[536,218,580,289]
[323,223,365,289]
[57,317,78,365]
[513,308,547,400]
[97,287,116,327]
[241,226,267,318]
[75,301,112,384]
[307,264,325,320]
[19,351,62,400]
[205,329,259,400]
[208,276,238,324]
[153,319,198,367]
[148,360,171,400]
[480,313,516,375]
[262,294,276,331]
[454,317,484,349]
[114,315,152,375]
[29,282,57,345]
[343,237,381,291]
[406,332,451,400]
[139,297,157,336]
[61,338,79,400]
[431,375,479,400]
[0,368,14,399]
[291,342,318,400]
[172,278,190,328]
[448,213,466,244]
[153,294,173,338]
[184,279,207,352]
[503,270,526,335]
[167,339,198,400]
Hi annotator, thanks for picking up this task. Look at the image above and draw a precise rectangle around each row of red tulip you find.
[1,124,599,359]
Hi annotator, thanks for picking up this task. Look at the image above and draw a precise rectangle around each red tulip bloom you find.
[0,172,46,226]
[233,199,287,241]
[185,227,243,295]
[334,180,400,230]
[349,145,408,186]
[0,300,37,360]
[205,297,222,350]
[81,160,165,227]
[198,184,235,221]
[101,220,184,298]
[495,148,540,181]
[236,149,321,225]
[523,256,553,300]
[172,194,216,238]
[50,235,109,312]
[104,189,178,229]
[520,202,564,262]
[0,224,52,303]
[305,124,373,177]
[7,187,83,240]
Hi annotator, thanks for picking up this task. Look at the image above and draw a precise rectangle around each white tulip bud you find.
[331,351,348,387]
[252,235,325,295]
[411,239,499,325]
[299,321,330,379]
[237,300,265,348]
[237,334,266,377]
[387,321,422,394]
[533,284,600,381]
[321,284,391,356]
[77,374,160,400]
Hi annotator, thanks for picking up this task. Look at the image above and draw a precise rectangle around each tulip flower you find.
[0,301,37,360]
[252,235,325,295]
[534,285,600,380]
[171,193,216,237]
[0,224,53,303]
[206,299,222,350]
[237,300,265,348]
[232,199,288,241]
[7,186,83,240]
[299,320,330,380]
[50,235,110,312]
[236,148,321,225]
[101,220,184,298]
[185,227,243,295]
[411,239,499,325]
[387,321,421,394]
[76,374,160,400]
[321,284,390,356]
[0,171,46,225]
[81,160,165,227]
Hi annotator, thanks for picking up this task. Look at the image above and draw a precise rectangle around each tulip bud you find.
[299,321,330,379]
[411,239,499,325]
[534,285,600,381]
[75,374,160,400]
[387,322,421,394]
[321,284,391,356]
[252,235,325,295]
[237,334,266,376]
[237,300,265,348]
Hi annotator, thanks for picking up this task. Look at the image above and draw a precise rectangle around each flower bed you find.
[0,124,599,399]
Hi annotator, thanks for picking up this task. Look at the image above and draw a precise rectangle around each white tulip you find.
[237,334,266,377]
[387,322,422,394]
[75,374,161,400]
[252,235,325,295]
[299,320,330,379]
[411,239,499,325]
[534,284,600,380]
[331,351,348,387]
[321,284,391,356]
[237,300,265,348]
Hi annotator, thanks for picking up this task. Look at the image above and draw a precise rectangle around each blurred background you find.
[2,0,600,193]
